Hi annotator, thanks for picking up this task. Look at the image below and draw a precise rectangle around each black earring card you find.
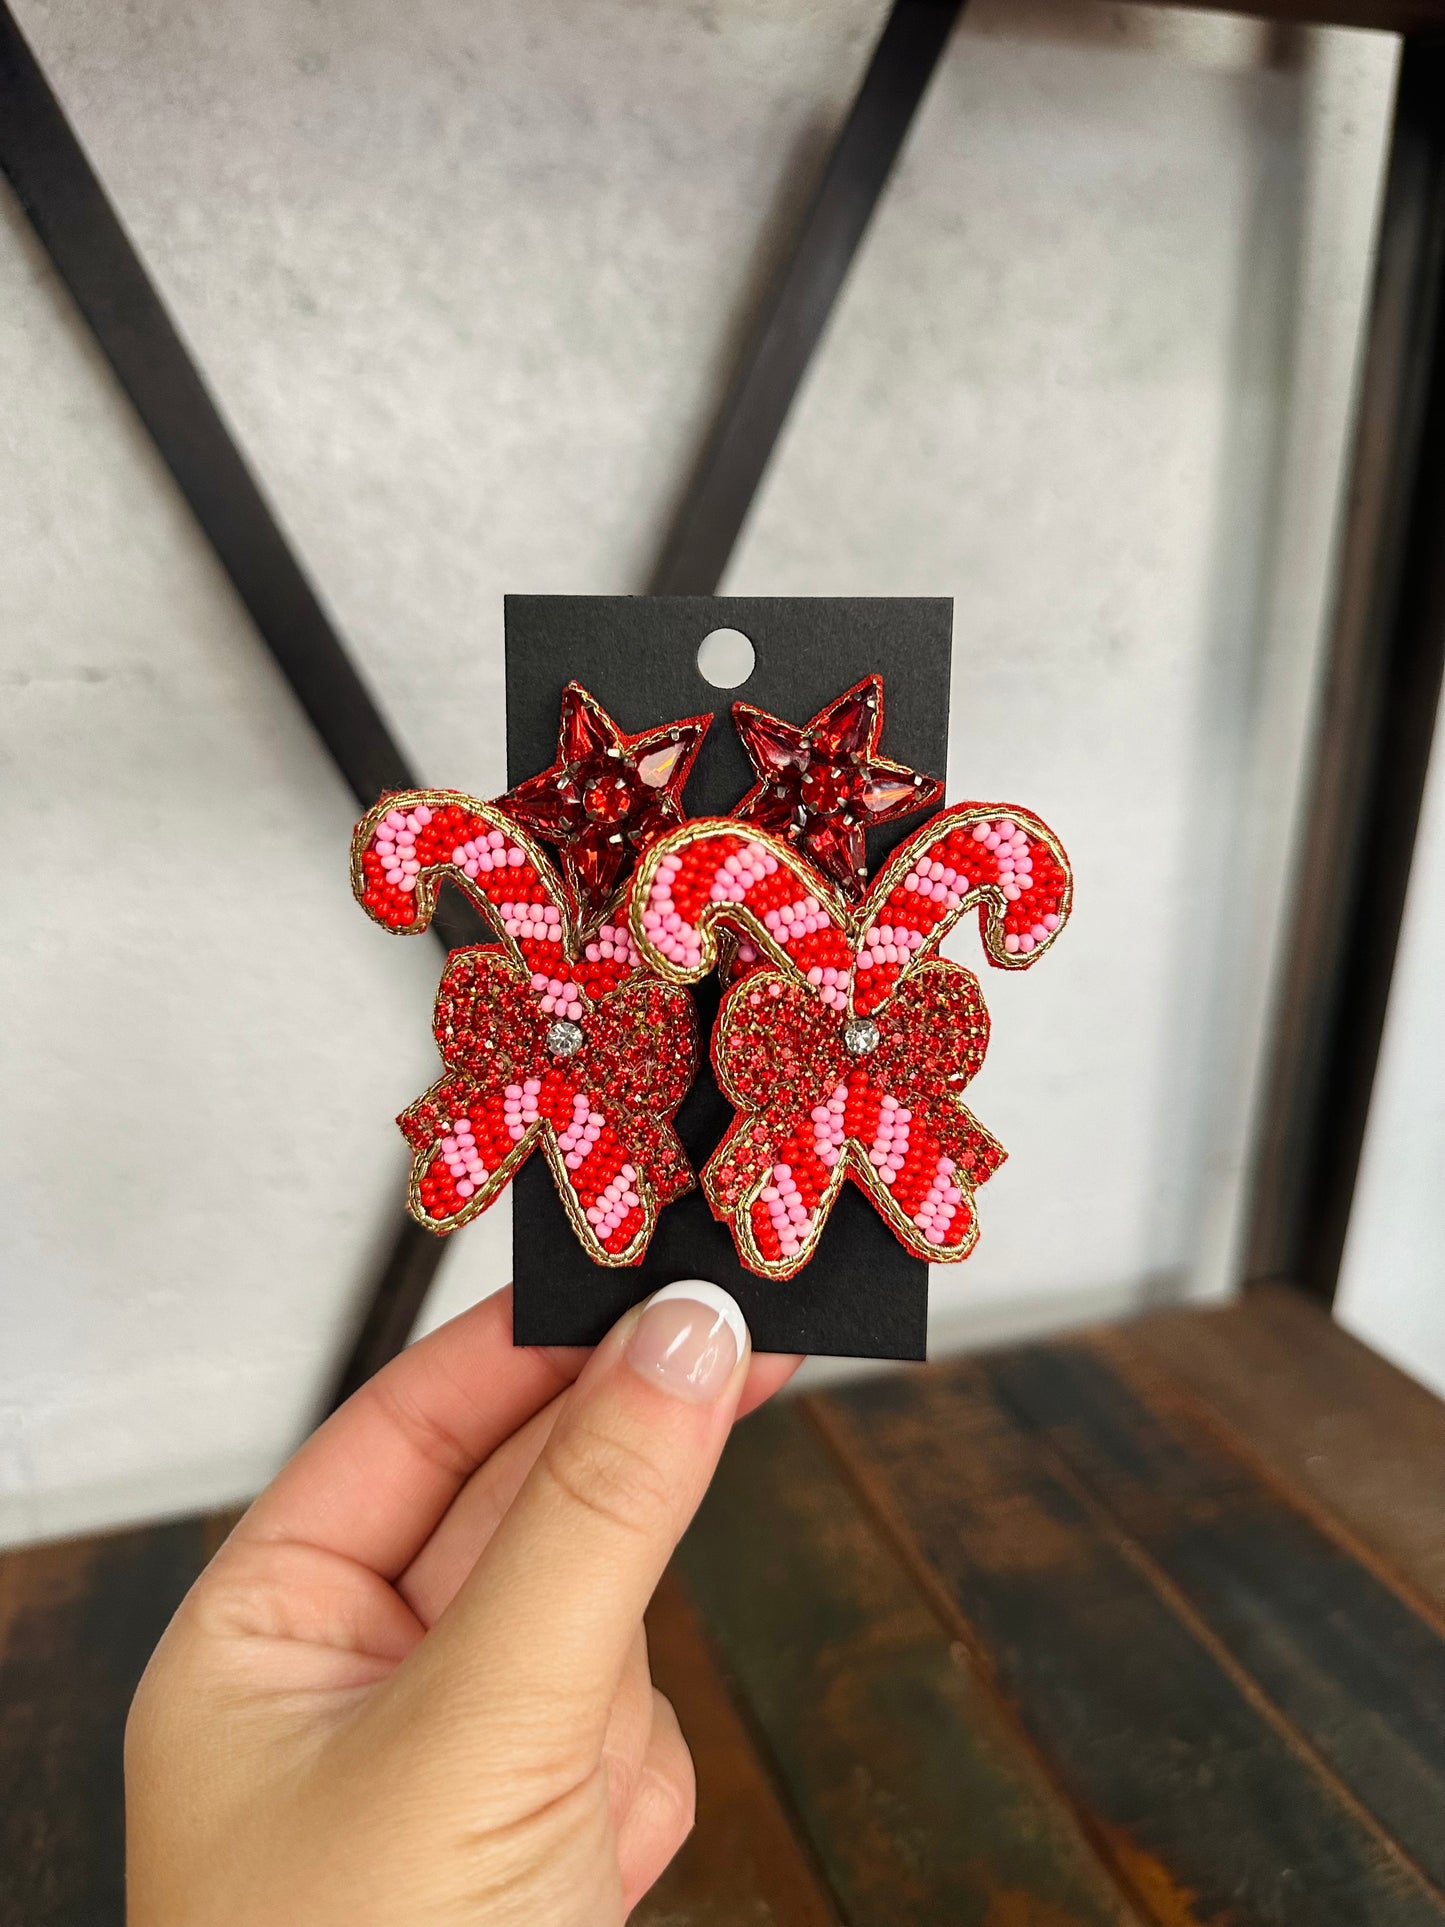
[505,595,952,1360]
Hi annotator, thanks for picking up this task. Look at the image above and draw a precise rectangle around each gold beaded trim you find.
[353,788,694,1264]
[703,958,1002,1281]
[628,801,1073,1013]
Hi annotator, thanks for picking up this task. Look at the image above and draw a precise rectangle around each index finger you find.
[235,1287,578,1578]
[234,1284,803,1584]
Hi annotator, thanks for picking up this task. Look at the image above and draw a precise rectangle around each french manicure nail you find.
[625,1281,748,1403]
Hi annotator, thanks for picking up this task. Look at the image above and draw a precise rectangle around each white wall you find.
[1337,697,1445,1397]
[0,0,1398,1544]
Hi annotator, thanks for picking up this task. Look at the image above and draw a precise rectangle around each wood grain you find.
[986,1330,1445,1893]
[1134,1285,1445,1616]
[7,1293,1445,1927]
[636,1568,841,1927]
[678,1399,1145,1927]
[817,1358,1445,1927]
[0,1513,228,1927]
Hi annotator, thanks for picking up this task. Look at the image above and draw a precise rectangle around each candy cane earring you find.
[629,679,1072,1280]
[349,686,711,1265]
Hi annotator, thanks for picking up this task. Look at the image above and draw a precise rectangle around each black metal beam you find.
[0,6,419,816]
[1246,39,1445,1304]
[0,2,476,1400]
[1,0,963,1400]
[338,0,966,1394]
[651,0,965,595]
[0,10,487,942]
[327,1219,459,1408]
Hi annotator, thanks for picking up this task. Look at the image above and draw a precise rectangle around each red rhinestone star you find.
[732,675,943,897]
[501,683,711,926]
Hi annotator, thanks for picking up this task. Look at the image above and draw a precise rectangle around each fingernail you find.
[625,1281,748,1404]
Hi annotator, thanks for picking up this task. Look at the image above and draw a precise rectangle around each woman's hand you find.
[126,1281,795,1926]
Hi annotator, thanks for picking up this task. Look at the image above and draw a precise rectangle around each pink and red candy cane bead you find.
[645,834,853,986]
[747,1061,978,1266]
[641,815,1067,1023]
[418,1077,643,1256]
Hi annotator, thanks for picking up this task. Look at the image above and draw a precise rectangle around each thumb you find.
[398,1281,749,1762]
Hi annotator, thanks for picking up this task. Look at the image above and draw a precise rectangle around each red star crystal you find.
[501,683,711,926]
[732,675,943,896]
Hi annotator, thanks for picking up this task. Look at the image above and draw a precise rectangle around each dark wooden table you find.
[5,1283,1445,1926]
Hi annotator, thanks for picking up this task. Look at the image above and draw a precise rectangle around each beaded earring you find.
[349,685,710,1265]
[730,673,943,896]
[626,680,1073,1281]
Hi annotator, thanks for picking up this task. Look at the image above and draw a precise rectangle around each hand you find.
[125,1281,796,1926]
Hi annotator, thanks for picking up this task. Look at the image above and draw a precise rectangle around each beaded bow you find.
[352,791,696,1264]
[628,805,1072,1279]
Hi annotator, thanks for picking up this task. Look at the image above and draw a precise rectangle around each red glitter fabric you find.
[352,790,696,1263]
[629,804,1072,1279]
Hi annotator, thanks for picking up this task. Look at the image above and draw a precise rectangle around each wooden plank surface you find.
[677,1399,1146,1927]
[1134,1284,1445,1617]
[0,1512,230,1927]
[0,1514,827,1927]
[986,1329,1445,1894]
[637,1568,841,1927]
[815,1356,1445,1926]
[5,1288,1445,1927]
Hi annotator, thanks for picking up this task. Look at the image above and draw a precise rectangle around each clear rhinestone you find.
[546,1019,585,1059]
[843,1018,880,1056]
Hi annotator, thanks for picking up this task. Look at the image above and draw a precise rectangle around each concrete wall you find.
[0,0,1398,1543]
